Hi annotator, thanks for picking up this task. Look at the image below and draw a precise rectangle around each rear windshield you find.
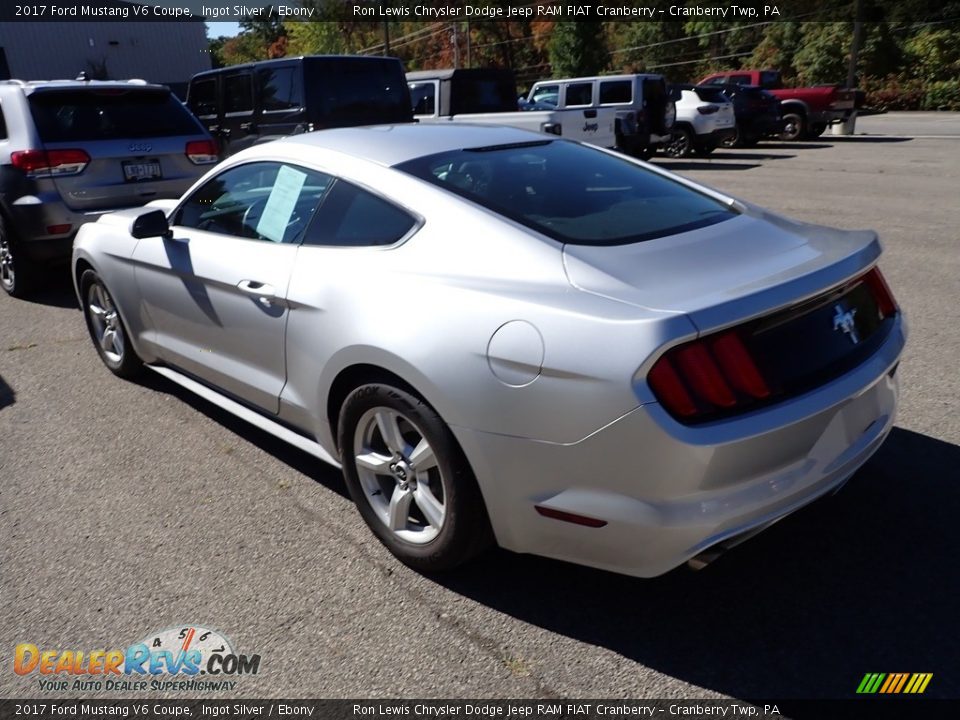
[396,140,736,246]
[313,60,411,124]
[693,87,728,103]
[450,75,517,115]
[29,89,201,142]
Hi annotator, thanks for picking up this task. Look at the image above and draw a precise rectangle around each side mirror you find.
[130,209,171,239]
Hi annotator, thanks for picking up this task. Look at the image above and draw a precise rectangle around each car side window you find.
[599,80,632,105]
[0,102,8,139]
[223,73,253,114]
[174,161,333,244]
[531,84,559,106]
[301,180,416,247]
[730,75,752,86]
[409,82,436,115]
[257,67,301,112]
[189,78,218,117]
[565,82,594,107]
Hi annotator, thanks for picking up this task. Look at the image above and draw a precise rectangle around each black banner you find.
[2,699,960,720]
[0,0,890,24]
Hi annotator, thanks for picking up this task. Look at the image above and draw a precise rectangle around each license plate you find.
[122,160,162,182]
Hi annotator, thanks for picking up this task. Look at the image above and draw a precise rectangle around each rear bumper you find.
[741,115,785,136]
[697,127,736,148]
[810,108,855,126]
[454,315,905,578]
[8,200,115,262]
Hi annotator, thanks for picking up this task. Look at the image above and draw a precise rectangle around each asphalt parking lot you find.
[1,114,958,704]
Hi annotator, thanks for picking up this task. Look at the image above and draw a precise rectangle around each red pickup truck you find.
[699,70,861,141]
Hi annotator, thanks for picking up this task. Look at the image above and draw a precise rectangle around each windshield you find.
[396,140,736,246]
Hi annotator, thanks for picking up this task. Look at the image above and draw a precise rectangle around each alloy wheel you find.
[353,406,446,545]
[0,235,15,293]
[86,282,126,364]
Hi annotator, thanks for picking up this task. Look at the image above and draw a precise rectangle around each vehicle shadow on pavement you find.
[653,161,762,172]
[439,426,960,704]
[708,152,797,161]
[24,268,79,309]
[756,142,835,151]
[0,374,14,409]
[136,371,350,500]
[828,136,915,143]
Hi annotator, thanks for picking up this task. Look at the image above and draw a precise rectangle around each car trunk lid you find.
[562,210,882,333]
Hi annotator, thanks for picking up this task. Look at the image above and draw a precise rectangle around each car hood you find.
[562,207,881,333]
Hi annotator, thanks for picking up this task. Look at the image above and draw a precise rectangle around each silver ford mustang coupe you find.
[72,124,905,577]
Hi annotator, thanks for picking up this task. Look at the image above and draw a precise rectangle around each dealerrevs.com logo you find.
[14,626,261,692]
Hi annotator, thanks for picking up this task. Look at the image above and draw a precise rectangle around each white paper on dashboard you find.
[256,165,307,243]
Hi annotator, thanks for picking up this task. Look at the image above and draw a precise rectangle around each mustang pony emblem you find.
[833,304,859,344]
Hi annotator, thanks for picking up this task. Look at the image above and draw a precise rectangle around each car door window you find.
[531,84,559,107]
[565,82,594,107]
[301,180,417,247]
[257,67,302,112]
[730,75,752,86]
[409,82,436,115]
[175,161,333,244]
[599,80,632,105]
[189,78,218,118]
[223,73,253,114]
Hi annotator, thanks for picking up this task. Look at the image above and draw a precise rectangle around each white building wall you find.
[0,22,211,88]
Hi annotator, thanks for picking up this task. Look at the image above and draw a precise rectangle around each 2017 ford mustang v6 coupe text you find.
[72,124,905,577]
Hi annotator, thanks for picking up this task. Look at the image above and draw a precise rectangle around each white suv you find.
[662,85,736,158]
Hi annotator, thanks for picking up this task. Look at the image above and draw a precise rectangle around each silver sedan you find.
[72,124,905,577]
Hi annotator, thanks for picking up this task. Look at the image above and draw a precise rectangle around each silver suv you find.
[0,78,217,297]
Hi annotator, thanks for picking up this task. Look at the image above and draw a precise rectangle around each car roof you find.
[0,79,164,95]
[264,123,552,167]
[191,54,401,79]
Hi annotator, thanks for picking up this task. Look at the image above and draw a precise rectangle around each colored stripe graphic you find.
[857,672,933,694]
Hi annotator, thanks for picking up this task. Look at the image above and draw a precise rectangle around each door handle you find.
[237,279,279,306]
[583,109,598,119]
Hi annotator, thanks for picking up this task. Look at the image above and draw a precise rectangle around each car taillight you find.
[649,267,898,422]
[649,330,770,421]
[11,149,90,177]
[185,139,218,165]
[863,267,898,318]
[697,105,719,115]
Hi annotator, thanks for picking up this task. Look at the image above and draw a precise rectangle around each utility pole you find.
[465,22,471,68]
[846,0,863,88]
[452,23,460,68]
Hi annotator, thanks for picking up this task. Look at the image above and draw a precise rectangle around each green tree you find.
[548,22,607,77]
[285,21,347,55]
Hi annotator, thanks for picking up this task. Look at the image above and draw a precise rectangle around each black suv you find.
[186,56,413,156]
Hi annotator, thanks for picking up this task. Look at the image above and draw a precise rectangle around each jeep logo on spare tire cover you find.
[129,143,152,153]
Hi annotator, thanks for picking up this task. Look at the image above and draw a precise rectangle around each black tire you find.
[663,127,694,158]
[721,126,741,148]
[0,216,36,299]
[692,142,717,157]
[636,146,655,161]
[79,269,143,379]
[338,383,493,572]
[780,112,806,141]
[808,123,827,138]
